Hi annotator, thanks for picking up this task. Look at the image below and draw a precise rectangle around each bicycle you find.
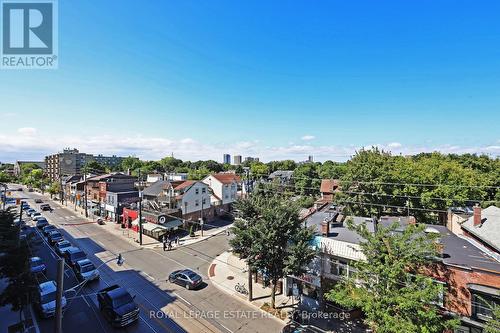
[234,282,249,295]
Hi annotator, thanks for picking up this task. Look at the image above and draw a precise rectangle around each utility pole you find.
[18,201,23,247]
[55,258,64,333]
[84,172,88,218]
[138,169,143,246]
[200,195,204,237]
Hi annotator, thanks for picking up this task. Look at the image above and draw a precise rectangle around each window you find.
[195,200,199,207]
[330,259,349,277]
[202,198,206,205]
[472,293,498,320]
[195,189,199,195]
[202,188,206,193]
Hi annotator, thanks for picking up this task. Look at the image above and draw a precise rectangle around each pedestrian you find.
[162,236,167,251]
[226,229,230,237]
[175,236,179,245]
[167,240,172,251]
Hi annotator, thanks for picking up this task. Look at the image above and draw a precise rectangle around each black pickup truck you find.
[97,285,140,327]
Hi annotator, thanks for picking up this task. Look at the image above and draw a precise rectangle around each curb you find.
[207,252,287,325]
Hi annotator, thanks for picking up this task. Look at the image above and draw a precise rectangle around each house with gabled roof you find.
[202,173,241,209]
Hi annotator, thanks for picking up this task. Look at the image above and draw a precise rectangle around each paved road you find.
[13,188,285,333]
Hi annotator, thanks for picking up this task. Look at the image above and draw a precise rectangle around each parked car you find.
[55,240,72,255]
[35,281,67,318]
[31,212,42,221]
[34,198,43,203]
[168,269,203,290]
[48,230,64,245]
[29,257,47,275]
[74,259,100,282]
[21,202,30,209]
[42,225,57,236]
[97,285,139,327]
[40,204,53,212]
[25,208,36,216]
[63,247,86,266]
[36,218,49,229]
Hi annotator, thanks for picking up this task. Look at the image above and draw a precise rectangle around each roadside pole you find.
[55,258,64,333]
[138,169,143,246]
[84,173,88,218]
[200,197,204,237]
[18,201,23,247]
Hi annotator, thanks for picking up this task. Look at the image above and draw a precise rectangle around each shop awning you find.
[161,219,183,230]
[142,222,168,232]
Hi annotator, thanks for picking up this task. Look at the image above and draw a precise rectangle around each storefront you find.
[287,273,322,310]
[105,204,115,221]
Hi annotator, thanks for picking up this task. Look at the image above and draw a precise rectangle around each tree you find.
[0,172,12,183]
[326,220,459,333]
[484,304,500,333]
[121,156,143,172]
[84,160,106,174]
[160,157,183,172]
[230,194,316,309]
[318,160,347,179]
[250,162,270,178]
[0,209,37,328]
[293,163,320,195]
[47,181,61,199]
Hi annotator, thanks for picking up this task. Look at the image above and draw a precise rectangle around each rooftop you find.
[461,206,500,252]
[210,173,242,184]
[431,225,500,273]
[143,180,172,197]
[305,207,500,273]
[320,179,340,193]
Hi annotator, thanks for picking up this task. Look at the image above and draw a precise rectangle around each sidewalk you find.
[36,192,232,250]
[208,251,297,321]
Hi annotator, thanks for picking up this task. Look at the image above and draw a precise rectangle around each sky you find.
[1,0,500,163]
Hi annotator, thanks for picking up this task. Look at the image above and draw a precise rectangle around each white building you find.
[202,173,241,207]
[172,181,211,218]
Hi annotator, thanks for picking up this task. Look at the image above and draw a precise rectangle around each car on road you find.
[31,212,42,221]
[48,230,64,245]
[97,285,139,327]
[168,269,203,290]
[34,198,43,203]
[35,281,67,318]
[74,259,100,282]
[35,218,49,229]
[42,225,57,236]
[40,204,53,212]
[55,240,72,255]
[63,247,87,266]
[29,257,47,275]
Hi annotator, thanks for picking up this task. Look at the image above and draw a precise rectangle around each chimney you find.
[373,217,378,233]
[473,205,481,227]
[321,220,329,236]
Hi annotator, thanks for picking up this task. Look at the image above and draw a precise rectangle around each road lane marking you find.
[143,272,155,281]
[172,292,192,306]
[220,323,234,333]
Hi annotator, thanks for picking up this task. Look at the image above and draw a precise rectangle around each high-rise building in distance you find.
[223,154,231,164]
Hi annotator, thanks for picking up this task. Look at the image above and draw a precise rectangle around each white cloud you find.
[387,142,402,149]
[301,135,315,141]
[180,138,196,144]
[17,127,37,136]
[0,132,499,163]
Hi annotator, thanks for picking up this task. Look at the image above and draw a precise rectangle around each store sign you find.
[295,273,321,287]
[105,204,115,212]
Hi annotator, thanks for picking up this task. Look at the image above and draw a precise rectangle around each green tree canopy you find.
[326,220,459,333]
[230,194,316,308]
